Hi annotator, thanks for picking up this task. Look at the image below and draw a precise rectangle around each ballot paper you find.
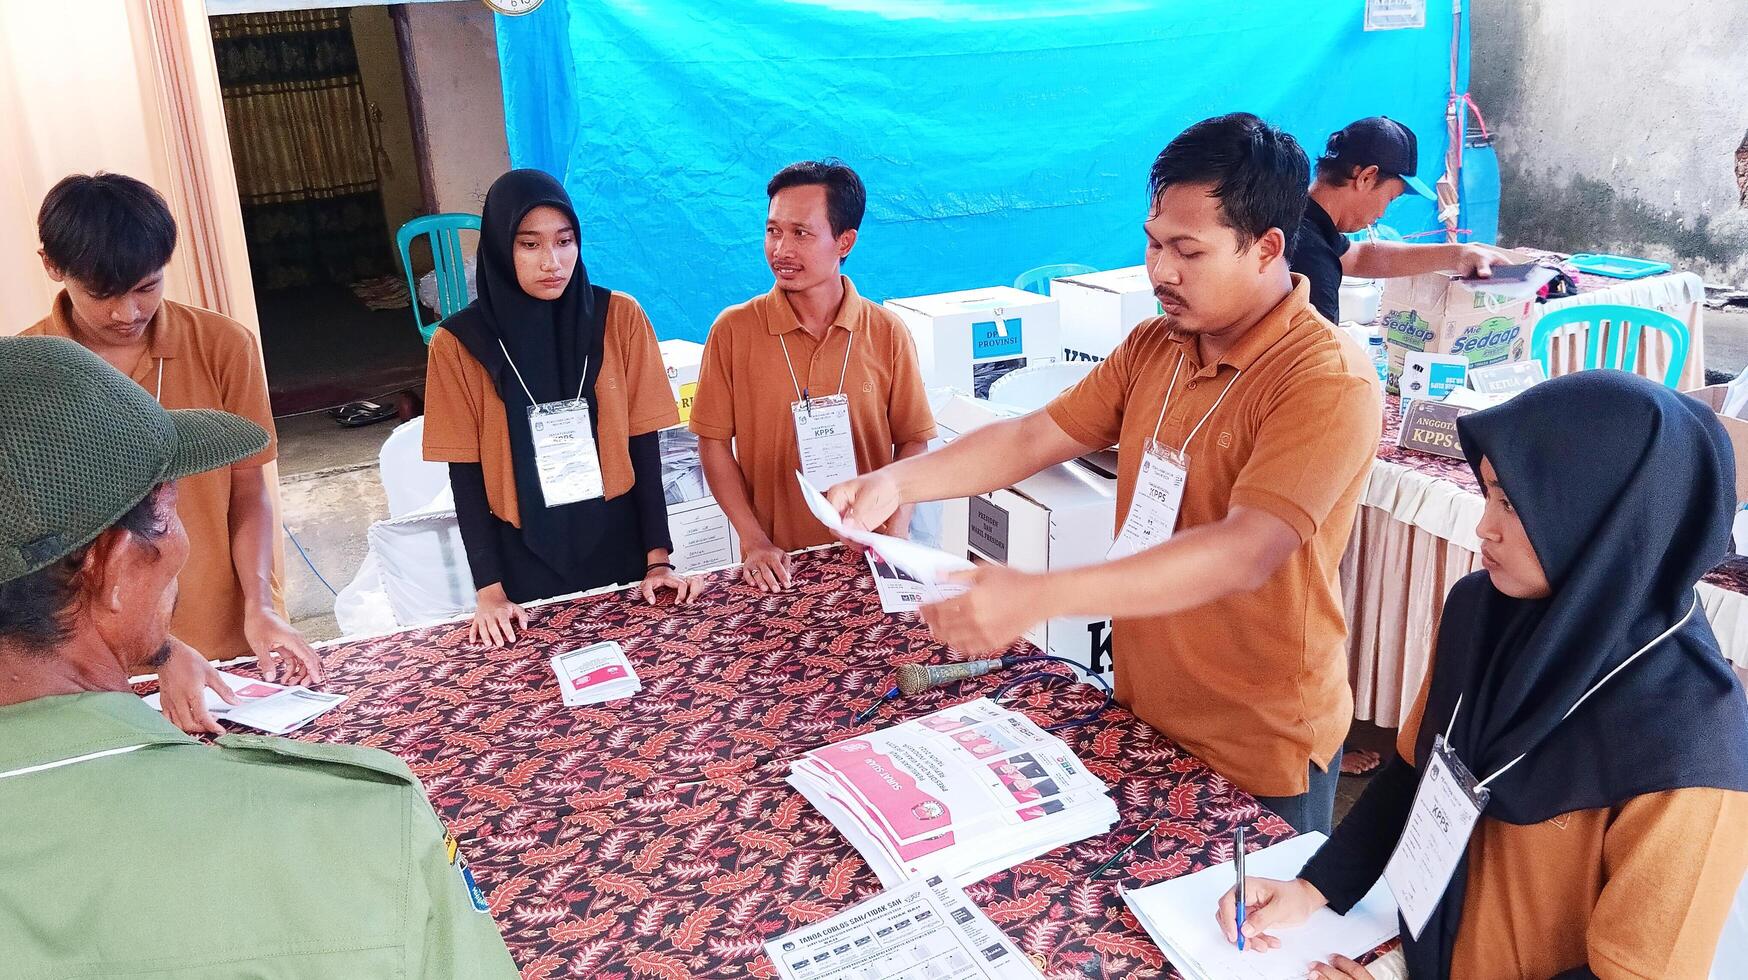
[551,641,642,706]
[867,551,970,613]
[798,472,974,585]
[143,672,346,735]
[766,873,1040,980]
[1122,832,1400,980]
[788,698,1119,887]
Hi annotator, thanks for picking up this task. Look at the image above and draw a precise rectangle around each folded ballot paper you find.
[144,672,346,735]
[550,641,642,706]
[788,698,1119,887]
[1122,832,1399,980]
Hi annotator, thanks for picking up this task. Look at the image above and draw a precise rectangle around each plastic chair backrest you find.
[1529,303,1690,388]
[1013,263,1098,296]
[395,213,480,344]
[377,417,449,519]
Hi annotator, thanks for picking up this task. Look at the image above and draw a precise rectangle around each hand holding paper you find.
[798,472,971,584]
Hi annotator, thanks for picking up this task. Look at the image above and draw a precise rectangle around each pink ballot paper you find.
[550,641,642,706]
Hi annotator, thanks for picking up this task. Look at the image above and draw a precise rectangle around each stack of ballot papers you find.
[765,873,1040,980]
[1122,832,1400,980]
[788,698,1119,887]
[551,641,642,705]
[143,672,346,735]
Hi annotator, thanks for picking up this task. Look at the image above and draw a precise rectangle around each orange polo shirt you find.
[25,295,279,661]
[1046,276,1381,797]
[421,291,679,527]
[689,277,937,551]
[1396,661,1748,978]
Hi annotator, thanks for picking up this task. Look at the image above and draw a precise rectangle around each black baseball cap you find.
[1323,117,1436,199]
[0,336,269,583]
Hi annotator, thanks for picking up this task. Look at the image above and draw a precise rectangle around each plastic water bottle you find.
[1367,334,1389,386]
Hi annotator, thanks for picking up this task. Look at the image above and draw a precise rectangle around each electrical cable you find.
[990,654,1114,731]
[284,523,339,597]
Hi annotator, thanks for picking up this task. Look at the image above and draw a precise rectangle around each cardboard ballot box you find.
[1379,251,1541,394]
[1683,385,1748,504]
[886,286,1060,398]
[934,397,1116,680]
[1051,266,1160,364]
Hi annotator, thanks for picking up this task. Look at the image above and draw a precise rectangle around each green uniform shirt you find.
[0,692,521,979]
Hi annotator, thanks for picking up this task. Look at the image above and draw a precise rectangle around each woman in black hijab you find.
[423,170,699,645]
[1215,370,1748,979]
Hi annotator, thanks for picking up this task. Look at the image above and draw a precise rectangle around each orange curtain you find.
[0,0,256,336]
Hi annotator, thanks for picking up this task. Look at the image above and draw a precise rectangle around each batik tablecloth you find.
[234,547,1298,979]
[1345,397,1748,727]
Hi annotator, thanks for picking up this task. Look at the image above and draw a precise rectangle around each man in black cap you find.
[1290,116,1511,323]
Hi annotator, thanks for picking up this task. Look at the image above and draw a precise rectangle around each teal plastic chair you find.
[1529,303,1690,388]
[1014,263,1097,296]
[395,213,480,344]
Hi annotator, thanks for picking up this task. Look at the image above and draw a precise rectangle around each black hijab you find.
[1405,369,1748,978]
[439,169,612,578]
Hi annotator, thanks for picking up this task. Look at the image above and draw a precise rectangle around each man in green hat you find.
[0,337,519,977]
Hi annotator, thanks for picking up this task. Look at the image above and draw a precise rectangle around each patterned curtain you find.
[212,10,392,290]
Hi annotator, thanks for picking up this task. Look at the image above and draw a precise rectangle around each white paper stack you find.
[1122,833,1399,980]
[144,672,346,735]
[788,698,1119,887]
[551,641,642,706]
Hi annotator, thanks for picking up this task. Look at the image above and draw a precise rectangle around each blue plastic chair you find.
[395,213,480,344]
[1529,303,1690,388]
[1013,263,1097,296]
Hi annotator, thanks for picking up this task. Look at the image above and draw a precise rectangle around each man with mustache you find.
[691,160,936,593]
[22,172,322,734]
[0,337,520,977]
[828,115,1382,834]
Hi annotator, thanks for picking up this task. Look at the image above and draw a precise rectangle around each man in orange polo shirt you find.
[23,172,322,733]
[829,116,1382,834]
[691,160,936,592]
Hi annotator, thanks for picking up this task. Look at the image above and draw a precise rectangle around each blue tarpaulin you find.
[498,1,1469,342]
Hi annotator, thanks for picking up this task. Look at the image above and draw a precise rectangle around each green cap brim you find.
[165,409,270,482]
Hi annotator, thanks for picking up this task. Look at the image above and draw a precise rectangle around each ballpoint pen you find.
[1235,826,1247,951]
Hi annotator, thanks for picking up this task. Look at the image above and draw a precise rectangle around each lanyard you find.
[498,340,588,405]
[153,359,163,401]
[1149,351,1243,450]
[779,329,855,403]
[1446,590,1699,791]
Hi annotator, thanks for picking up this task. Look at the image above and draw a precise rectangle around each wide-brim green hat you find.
[0,336,269,583]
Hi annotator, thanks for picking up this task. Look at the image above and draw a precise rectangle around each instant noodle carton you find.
[1378,251,1538,394]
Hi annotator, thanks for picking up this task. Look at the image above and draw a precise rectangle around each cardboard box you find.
[1684,385,1748,503]
[1051,265,1160,363]
[885,286,1060,398]
[1378,250,1538,395]
[933,396,1117,680]
[658,339,704,424]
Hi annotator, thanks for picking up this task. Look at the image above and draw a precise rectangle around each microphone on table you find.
[895,656,1018,696]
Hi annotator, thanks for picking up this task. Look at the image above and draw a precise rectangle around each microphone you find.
[895,657,1015,696]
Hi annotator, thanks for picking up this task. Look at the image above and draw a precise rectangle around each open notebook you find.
[1122,832,1399,980]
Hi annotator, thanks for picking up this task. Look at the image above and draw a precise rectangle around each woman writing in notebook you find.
[423,170,701,646]
[1216,371,1748,979]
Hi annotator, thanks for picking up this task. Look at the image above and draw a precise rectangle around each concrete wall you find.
[349,4,423,241]
[1472,0,1748,287]
[400,0,510,215]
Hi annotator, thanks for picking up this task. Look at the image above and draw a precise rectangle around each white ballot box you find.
[659,427,738,570]
[658,339,704,424]
[886,286,1060,398]
[1052,265,1159,363]
[935,397,1117,679]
